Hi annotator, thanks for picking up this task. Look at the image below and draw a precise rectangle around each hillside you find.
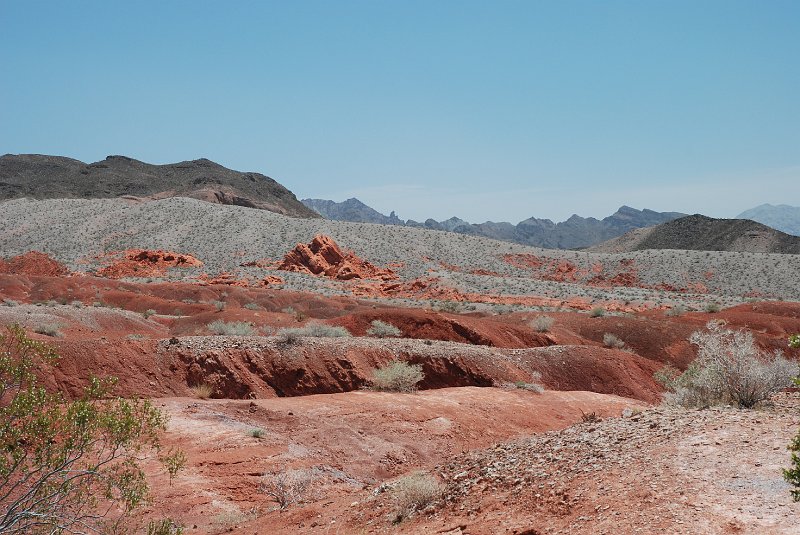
[590,214,800,254]
[0,153,319,218]
[302,198,685,249]
[737,203,800,236]
[1,197,799,305]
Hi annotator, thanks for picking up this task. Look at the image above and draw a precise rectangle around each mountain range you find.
[0,154,318,218]
[589,214,800,254]
[302,197,686,249]
[736,204,800,237]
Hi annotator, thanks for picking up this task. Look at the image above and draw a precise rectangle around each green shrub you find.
[369,361,424,393]
[531,315,554,333]
[704,302,721,313]
[243,303,261,311]
[249,428,264,439]
[367,320,402,338]
[656,321,798,408]
[208,320,256,336]
[143,308,157,319]
[789,334,800,349]
[0,325,183,533]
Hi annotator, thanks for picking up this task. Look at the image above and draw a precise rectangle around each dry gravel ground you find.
[1,197,799,306]
[373,393,800,535]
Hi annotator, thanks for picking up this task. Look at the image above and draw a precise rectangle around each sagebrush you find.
[207,320,256,336]
[367,319,402,338]
[370,361,424,392]
[656,321,798,408]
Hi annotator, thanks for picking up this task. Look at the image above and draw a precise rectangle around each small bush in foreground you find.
[370,361,424,392]
[391,472,443,522]
[0,324,183,533]
[208,320,255,336]
[666,304,686,317]
[260,468,320,510]
[656,321,798,408]
[531,315,554,333]
[704,302,721,313]
[367,319,402,338]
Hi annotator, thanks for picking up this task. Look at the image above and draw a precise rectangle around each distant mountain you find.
[589,214,800,254]
[737,204,800,237]
[302,198,403,225]
[0,154,319,218]
[302,197,685,250]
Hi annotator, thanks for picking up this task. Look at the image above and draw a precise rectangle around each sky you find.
[1,1,798,224]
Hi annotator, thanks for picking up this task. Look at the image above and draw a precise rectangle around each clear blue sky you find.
[2,1,798,223]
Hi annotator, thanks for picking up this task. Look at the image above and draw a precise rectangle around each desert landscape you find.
[3,3,800,534]
[1,159,800,533]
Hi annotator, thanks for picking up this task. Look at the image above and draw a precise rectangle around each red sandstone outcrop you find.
[97,250,203,279]
[278,235,398,281]
[0,251,69,276]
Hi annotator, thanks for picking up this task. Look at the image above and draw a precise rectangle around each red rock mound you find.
[0,251,69,276]
[278,235,398,281]
[96,250,203,279]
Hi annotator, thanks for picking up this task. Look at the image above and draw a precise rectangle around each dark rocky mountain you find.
[302,198,685,249]
[590,214,800,254]
[302,197,403,225]
[736,204,800,237]
[0,154,319,218]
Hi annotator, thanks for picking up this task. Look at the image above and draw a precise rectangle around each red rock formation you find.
[97,250,203,279]
[278,235,398,281]
[0,251,69,276]
[260,275,284,287]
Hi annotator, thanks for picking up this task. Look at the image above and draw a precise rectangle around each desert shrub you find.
[666,304,686,317]
[211,300,226,312]
[1,299,18,307]
[657,321,798,408]
[244,302,261,311]
[370,361,424,392]
[602,333,625,349]
[704,302,721,313]
[208,320,255,336]
[391,472,444,521]
[190,383,214,399]
[589,307,605,318]
[147,519,185,535]
[367,319,402,338]
[33,324,62,337]
[249,428,264,439]
[531,315,554,333]
[260,468,320,509]
[580,410,602,423]
[0,324,184,533]
[790,334,800,349]
[143,308,157,318]
[276,323,351,343]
